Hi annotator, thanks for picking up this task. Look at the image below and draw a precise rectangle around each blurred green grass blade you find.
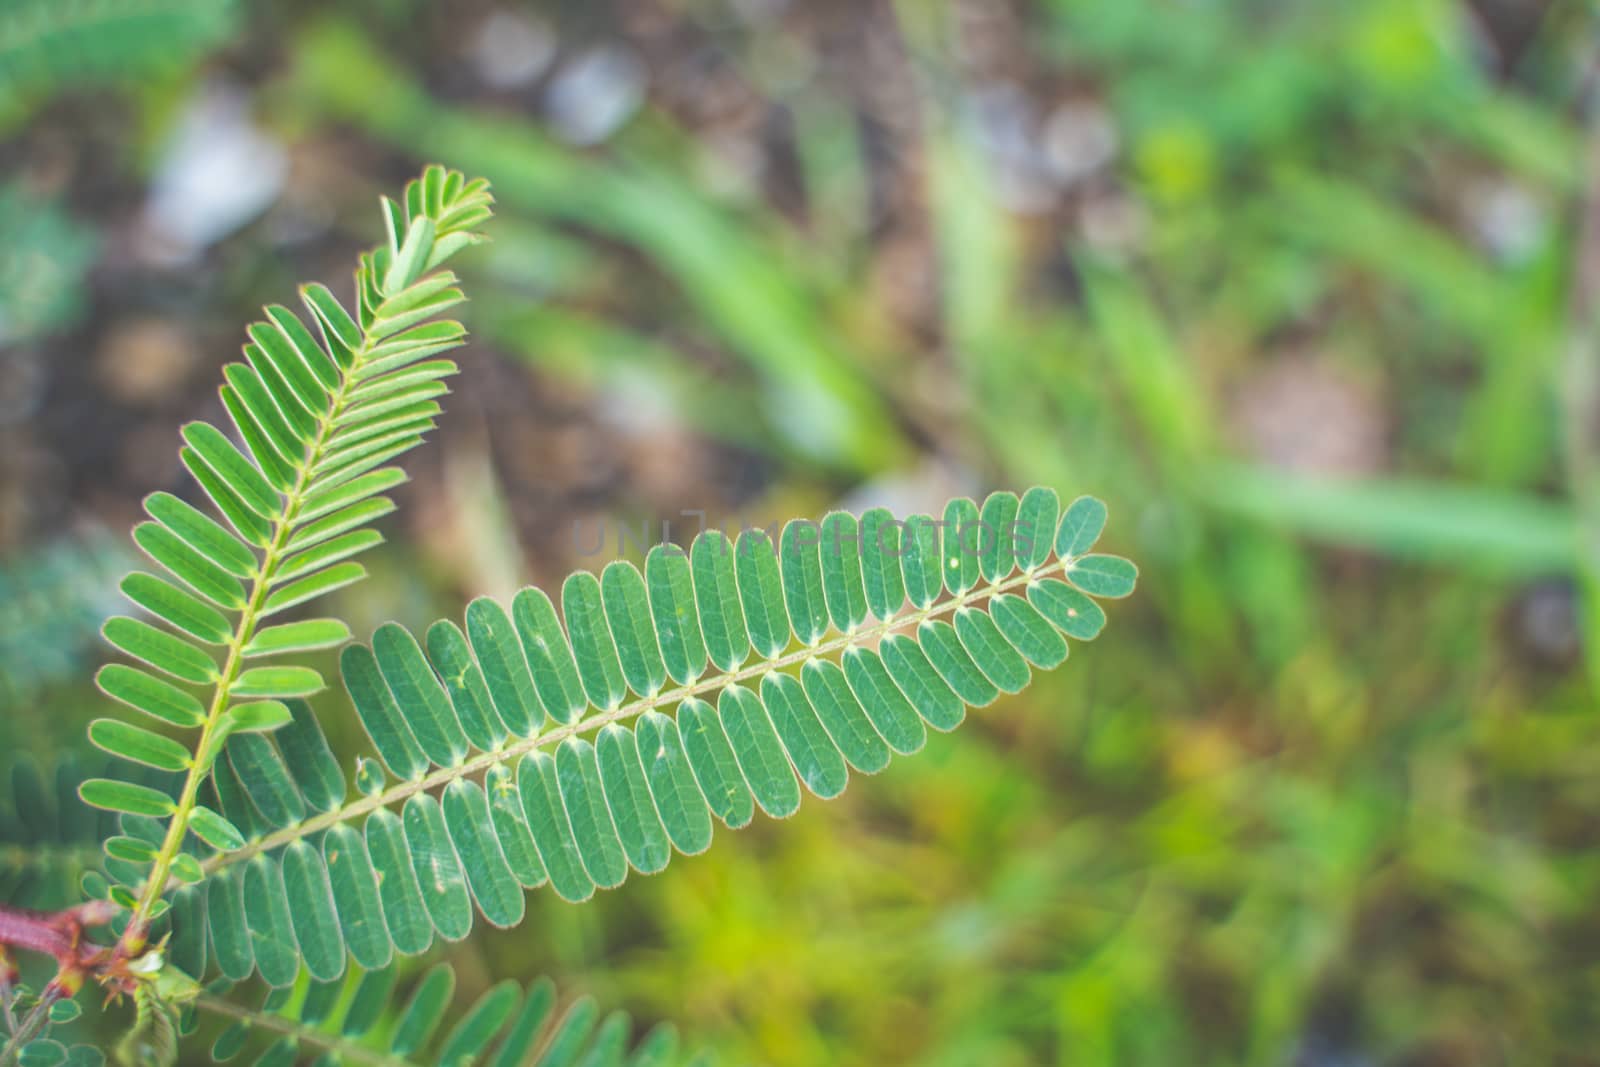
[1205,462,1576,573]
[293,20,906,473]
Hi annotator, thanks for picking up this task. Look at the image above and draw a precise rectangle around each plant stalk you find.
[119,331,378,953]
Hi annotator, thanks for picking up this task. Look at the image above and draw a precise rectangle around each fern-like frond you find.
[79,166,494,938]
[194,964,706,1067]
[136,490,1134,983]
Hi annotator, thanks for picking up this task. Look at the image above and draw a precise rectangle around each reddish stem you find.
[0,901,118,989]
[0,907,72,962]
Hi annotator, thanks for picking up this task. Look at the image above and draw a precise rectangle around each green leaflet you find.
[953,608,1031,694]
[841,648,926,756]
[231,665,325,698]
[343,967,399,1038]
[860,507,907,621]
[344,643,429,780]
[243,853,299,987]
[917,619,999,708]
[223,700,292,735]
[978,490,1021,583]
[646,544,707,685]
[438,981,521,1067]
[734,529,788,660]
[120,572,230,644]
[323,823,394,971]
[513,588,588,726]
[366,808,434,957]
[243,619,351,657]
[603,560,668,698]
[1017,486,1061,570]
[760,672,848,799]
[691,530,748,671]
[392,964,454,1056]
[375,623,468,767]
[87,719,190,772]
[78,779,174,818]
[1056,495,1108,558]
[780,519,829,646]
[463,598,539,737]
[485,762,547,888]
[555,738,628,888]
[403,792,475,941]
[493,981,556,1067]
[103,616,216,684]
[429,618,511,751]
[274,699,345,813]
[96,664,205,728]
[990,593,1069,669]
[181,422,281,519]
[677,696,755,829]
[518,750,595,904]
[280,840,345,981]
[206,869,252,981]
[879,634,966,732]
[801,658,890,774]
[132,520,246,610]
[441,780,525,928]
[1027,578,1107,640]
[635,711,714,855]
[563,572,628,711]
[596,724,672,874]
[942,496,982,595]
[226,733,306,828]
[1067,554,1140,598]
[142,491,256,577]
[718,684,801,818]
[188,806,245,852]
[899,513,943,610]
[260,561,367,616]
[818,511,869,631]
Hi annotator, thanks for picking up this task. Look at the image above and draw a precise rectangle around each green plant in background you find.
[0,183,98,348]
[0,165,1136,1067]
[0,0,236,121]
[0,535,128,714]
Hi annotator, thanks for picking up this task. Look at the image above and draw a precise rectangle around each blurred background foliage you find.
[2,0,1599,1063]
